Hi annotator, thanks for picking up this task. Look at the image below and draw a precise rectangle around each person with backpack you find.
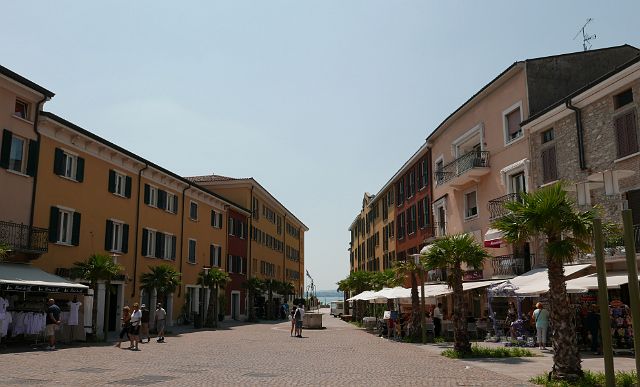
[294,303,305,338]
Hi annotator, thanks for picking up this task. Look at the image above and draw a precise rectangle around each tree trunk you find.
[267,288,273,320]
[205,286,216,328]
[452,264,470,354]
[409,270,421,340]
[547,251,583,379]
[103,281,111,342]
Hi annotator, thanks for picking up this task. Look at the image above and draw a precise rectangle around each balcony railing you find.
[0,221,48,255]
[491,254,533,278]
[435,151,490,186]
[488,193,522,220]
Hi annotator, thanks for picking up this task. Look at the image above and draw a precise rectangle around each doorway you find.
[231,291,240,320]
[108,284,118,331]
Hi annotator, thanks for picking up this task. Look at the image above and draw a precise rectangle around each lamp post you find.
[201,266,210,329]
[412,254,427,344]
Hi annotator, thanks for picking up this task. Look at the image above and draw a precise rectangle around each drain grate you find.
[109,375,176,386]
[243,372,277,378]
[69,367,111,374]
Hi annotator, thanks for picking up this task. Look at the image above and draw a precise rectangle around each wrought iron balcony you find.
[435,151,490,187]
[491,254,532,278]
[487,193,522,220]
[0,220,48,255]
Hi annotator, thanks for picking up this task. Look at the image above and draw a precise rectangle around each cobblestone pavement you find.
[0,312,531,387]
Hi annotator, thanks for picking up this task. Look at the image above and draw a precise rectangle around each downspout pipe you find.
[131,164,149,297]
[178,184,191,297]
[28,96,50,230]
[566,99,587,170]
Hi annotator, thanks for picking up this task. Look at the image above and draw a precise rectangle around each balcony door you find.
[510,172,526,195]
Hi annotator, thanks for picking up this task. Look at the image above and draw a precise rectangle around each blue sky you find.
[3,1,639,290]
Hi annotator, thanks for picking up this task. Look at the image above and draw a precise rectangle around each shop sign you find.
[0,283,86,293]
[581,295,597,303]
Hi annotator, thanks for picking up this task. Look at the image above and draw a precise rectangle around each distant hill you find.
[316,289,342,298]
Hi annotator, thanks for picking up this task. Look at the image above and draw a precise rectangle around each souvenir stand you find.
[487,281,524,340]
[0,263,89,347]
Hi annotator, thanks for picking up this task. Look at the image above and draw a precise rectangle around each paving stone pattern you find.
[0,313,530,386]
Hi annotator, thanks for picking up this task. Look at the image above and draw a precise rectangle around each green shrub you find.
[442,344,536,359]
[530,370,638,387]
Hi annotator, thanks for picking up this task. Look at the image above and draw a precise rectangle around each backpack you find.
[294,308,301,321]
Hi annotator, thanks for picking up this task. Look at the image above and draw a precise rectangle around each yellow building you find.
[31,112,251,335]
[187,175,308,302]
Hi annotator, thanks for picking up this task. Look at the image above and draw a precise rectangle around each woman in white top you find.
[129,303,142,351]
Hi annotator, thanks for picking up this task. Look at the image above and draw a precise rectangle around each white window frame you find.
[148,186,158,207]
[114,171,127,197]
[503,101,524,146]
[188,238,196,263]
[14,99,29,120]
[57,208,74,244]
[145,229,156,257]
[463,189,478,220]
[500,159,530,194]
[190,201,198,221]
[61,150,78,180]
[228,254,234,273]
[110,219,125,253]
[451,123,484,158]
[8,135,26,174]
[166,193,176,213]
[164,233,174,260]
[211,243,221,267]
[434,155,444,186]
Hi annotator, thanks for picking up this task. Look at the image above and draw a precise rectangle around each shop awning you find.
[566,272,640,294]
[484,228,504,248]
[463,279,506,291]
[0,263,89,293]
[509,264,591,296]
[347,290,377,301]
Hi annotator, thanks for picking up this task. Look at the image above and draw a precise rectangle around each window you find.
[504,105,522,143]
[108,170,131,198]
[48,207,81,246]
[408,170,415,198]
[419,159,428,189]
[397,213,405,239]
[211,210,223,228]
[162,234,176,260]
[614,89,634,109]
[542,128,554,144]
[190,201,198,220]
[142,229,156,257]
[227,255,244,274]
[8,135,25,173]
[166,193,177,213]
[105,220,129,253]
[0,130,37,176]
[53,148,85,182]
[252,197,259,219]
[277,215,282,235]
[541,146,558,183]
[397,178,405,205]
[418,197,429,228]
[464,191,478,219]
[389,220,394,238]
[615,110,639,159]
[210,244,222,267]
[435,159,444,185]
[510,172,526,195]
[408,205,416,234]
[14,100,29,120]
[144,185,158,207]
[188,239,196,264]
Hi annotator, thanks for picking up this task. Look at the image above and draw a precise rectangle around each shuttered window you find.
[49,206,81,245]
[615,110,639,159]
[541,146,558,183]
[506,107,522,141]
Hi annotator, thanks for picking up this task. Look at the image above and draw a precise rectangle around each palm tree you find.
[373,269,403,310]
[263,279,280,319]
[493,182,593,379]
[242,277,265,322]
[139,264,182,311]
[198,268,230,328]
[394,259,422,340]
[336,271,375,322]
[74,253,123,340]
[422,234,490,353]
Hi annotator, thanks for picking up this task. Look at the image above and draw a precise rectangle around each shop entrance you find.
[231,292,240,320]
[108,284,118,331]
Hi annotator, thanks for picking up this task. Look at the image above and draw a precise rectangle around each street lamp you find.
[411,253,427,345]
[201,266,210,329]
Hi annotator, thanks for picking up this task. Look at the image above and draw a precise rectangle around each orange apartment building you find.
[29,111,251,335]
[188,175,308,304]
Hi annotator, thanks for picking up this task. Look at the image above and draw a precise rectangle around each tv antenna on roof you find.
[573,18,596,51]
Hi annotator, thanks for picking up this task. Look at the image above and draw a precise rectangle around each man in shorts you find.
[155,303,167,342]
[45,299,61,350]
[128,303,142,351]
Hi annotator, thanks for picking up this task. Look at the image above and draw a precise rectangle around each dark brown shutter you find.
[71,212,81,246]
[0,129,12,169]
[26,140,39,177]
[48,206,59,242]
[141,229,148,256]
[53,148,65,175]
[121,223,129,253]
[541,146,558,183]
[507,108,521,136]
[76,157,85,182]
[615,111,639,158]
[108,170,116,193]
[125,176,132,198]
[105,220,114,251]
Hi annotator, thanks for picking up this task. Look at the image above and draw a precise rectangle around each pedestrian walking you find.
[129,303,142,351]
[290,306,297,337]
[155,303,167,342]
[585,304,601,354]
[432,303,443,338]
[115,306,131,348]
[294,304,305,338]
[45,299,61,351]
[140,304,150,343]
[533,302,550,350]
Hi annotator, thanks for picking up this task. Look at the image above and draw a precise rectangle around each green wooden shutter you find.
[76,157,85,182]
[105,220,113,250]
[0,129,12,169]
[209,245,214,267]
[144,184,150,205]
[48,206,59,242]
[217,246,222,266]
[211,210,215,227]
[158,190,167,209]
[141,229,148,256]
[26,139,39,177]
[53,148,65,175]
[108,170,116,193]
[125,176,132,198]
[71,212,81,246]
[171,235,177,260]
[121,224,129,253]
[156,233,165,258]
[172,195,178,214]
